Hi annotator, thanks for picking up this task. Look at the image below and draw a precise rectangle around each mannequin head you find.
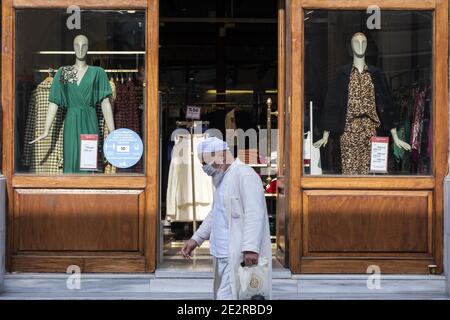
[73,35,89,61]
[351,32,367,58]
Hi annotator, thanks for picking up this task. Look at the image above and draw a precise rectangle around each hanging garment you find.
[225,108,236,130]
[393,90,412,171]
[410,88,426,163]
[340,65,381,175]
[166,134,214,221]
[101,78,117,174]
[304,131,322,175]
[49,65,112,173]
[114,79,142,172]
[23,78,64,173]
[114,80,140,133]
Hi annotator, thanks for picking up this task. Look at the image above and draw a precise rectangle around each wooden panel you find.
[12,256,146,272]
[12,176,146,189]
[300,258,437,274]
[15,189,143,251]
[13,0,147,9]
[303,190,432,253]
[145,0,159,272]
[301,177,435,190]
[300,0,436,10]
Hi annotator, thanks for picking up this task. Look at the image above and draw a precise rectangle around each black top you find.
[320,63,398,135]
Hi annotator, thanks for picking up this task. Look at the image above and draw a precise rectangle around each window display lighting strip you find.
[36,51,146,55]
[35,69,140,73]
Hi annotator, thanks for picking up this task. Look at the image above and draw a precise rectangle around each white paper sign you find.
[80,134,98,170]
[186,105,201,119]
[370,136,389,173]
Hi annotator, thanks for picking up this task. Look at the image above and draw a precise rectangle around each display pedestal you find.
[0,176,6,293]
[445,177,450,296]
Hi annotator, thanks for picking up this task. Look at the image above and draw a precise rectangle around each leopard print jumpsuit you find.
[340,65,381,175]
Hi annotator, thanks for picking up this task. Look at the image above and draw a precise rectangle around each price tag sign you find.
[80,134,98,170]
[370,136,389,173]
[186,105,201,120]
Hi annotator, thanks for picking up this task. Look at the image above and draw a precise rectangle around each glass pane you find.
[303,10,433,176]
[15,10,146,174]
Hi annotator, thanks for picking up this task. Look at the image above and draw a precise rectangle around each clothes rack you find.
[175,120,209,233]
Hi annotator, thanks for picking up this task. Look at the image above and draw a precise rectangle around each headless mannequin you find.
[313,33,411,152]
[30,35,115,145]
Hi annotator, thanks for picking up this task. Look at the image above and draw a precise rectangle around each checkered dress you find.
[23,79,64,173]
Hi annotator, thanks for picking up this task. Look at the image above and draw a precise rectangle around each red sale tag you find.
[80,134,98,170]
[370,136,389,173]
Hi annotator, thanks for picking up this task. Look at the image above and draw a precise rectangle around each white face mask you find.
[202,163,225,187]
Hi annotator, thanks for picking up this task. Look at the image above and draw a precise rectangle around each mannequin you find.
[314,32,410,174]
[30,35,115,173]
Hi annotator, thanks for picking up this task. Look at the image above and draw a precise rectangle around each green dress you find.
[49,65,112,173]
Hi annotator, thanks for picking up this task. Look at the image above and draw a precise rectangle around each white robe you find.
[192,159,272,299]
[166,134,214,221]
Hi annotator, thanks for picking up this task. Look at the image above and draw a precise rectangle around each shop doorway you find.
[157,0,286,270]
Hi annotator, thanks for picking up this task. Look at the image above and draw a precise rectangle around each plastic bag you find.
[237,257,269,300]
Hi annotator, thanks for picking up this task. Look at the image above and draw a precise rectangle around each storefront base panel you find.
[7,188,151,273]
[294,190,440,274]
[11,255,146,273]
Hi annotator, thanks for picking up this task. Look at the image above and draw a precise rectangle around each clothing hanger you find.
[43,68,55,85]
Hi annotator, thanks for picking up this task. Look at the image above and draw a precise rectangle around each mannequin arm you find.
[313,130,330,148]
[101,97,115,132]
[390,128,411,151]
[29,102,58,144]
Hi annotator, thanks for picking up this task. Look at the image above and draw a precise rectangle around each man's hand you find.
[243,251,259,266]
[180,239,198,259]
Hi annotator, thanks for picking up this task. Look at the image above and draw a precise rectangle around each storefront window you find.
[303,10,433,176]
[15,10,146,174]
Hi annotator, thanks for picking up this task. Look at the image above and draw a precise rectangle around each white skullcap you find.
[197,137,229,154]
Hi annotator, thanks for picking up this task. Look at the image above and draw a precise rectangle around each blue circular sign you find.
[104,128,143,168]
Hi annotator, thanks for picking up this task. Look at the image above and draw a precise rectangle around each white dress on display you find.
[166,134,214,221]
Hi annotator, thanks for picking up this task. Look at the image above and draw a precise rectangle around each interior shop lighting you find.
[207,89,277,95]
[207,90,254,94]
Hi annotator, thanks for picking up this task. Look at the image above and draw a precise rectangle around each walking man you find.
[181,137,272,299]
